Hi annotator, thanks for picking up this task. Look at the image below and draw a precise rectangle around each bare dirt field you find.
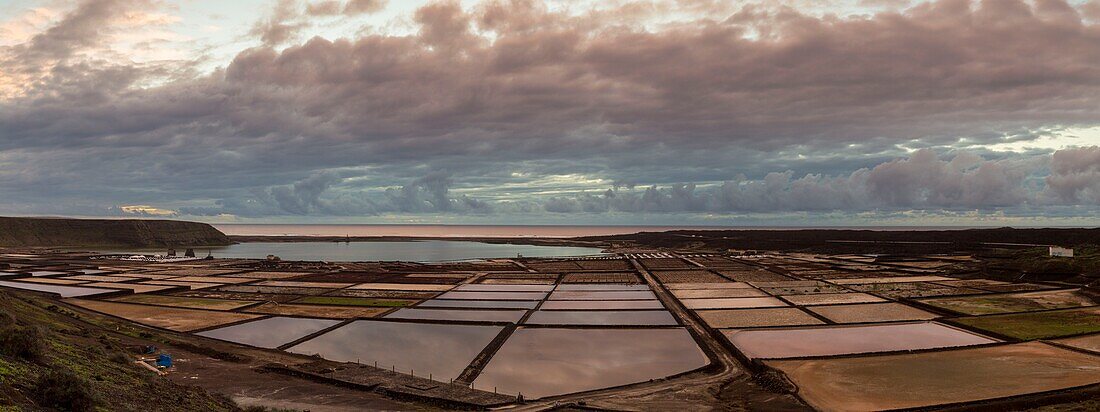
[780,292,886,306]
[698,307,824,328]
[1053,333,1100,354]
[767,342,1100,411]
[808,302,939,323]
[66,298,262,331]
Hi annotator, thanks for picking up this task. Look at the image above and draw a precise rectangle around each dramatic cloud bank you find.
[1,0,1099,224]
[171,147,1090,218]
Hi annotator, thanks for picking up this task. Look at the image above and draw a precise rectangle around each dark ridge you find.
[0,216,231,248]
[578,227,1100,254]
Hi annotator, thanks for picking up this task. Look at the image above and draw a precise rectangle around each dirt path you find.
[169,352,426,411]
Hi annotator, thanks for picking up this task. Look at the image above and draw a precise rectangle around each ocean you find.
[211,224,990,238]
[82,241,607,262]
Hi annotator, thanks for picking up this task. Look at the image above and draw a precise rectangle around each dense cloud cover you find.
[1,0,1099,224]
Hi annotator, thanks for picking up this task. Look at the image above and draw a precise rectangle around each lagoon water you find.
[87,240,605,262]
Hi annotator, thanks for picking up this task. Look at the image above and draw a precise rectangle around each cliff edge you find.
[0,216,231,247]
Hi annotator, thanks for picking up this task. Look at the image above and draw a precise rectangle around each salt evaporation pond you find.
[473,327,708,399]
[385,308,526,323]
[197,316,341,348]
[416,299,538,309]
[286,320,503,379]
[524,310,678,326]
[0,280,119,298]
[539,300,666,310]
[724,322,997,359]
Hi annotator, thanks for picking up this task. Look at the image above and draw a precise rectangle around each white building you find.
[1049,246,1074,258]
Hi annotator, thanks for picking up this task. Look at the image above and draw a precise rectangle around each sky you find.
[1,0,1100,226]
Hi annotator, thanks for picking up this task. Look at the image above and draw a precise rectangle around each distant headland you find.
[0,216,231,248]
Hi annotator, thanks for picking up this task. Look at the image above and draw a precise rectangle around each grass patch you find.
[927,296,1049,315]
[953,307,1100,340]
[292,296,413,307]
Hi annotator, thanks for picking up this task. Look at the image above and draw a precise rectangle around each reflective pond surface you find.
[83,240,605,262]
[725,322,997,359]
[435,291,548,301]
[548,291,657,301]
[455,284,555,292]
[554,284,651,291]
[286,320,504,379]
[385,308,526,323]
[473,327,708,399]
[197,316,341,348]
[416,299,538,309]
[539,300,666,310]
[29,271,68,277]
[524,310,677,326]
[0,280,119,298]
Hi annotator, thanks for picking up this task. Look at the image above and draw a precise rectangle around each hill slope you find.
[582,227,1100,254]
[0,217,231,247]
[0,290,240,411]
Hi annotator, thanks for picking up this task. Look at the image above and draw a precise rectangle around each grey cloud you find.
[344,0,387,15]
[542,149,1050,214]
[10,0,1100,156]
[4,0,1100,222]
[186,148,1095,218]
[305,1,342,15]
[251,0,308,46]
[307,0,386,16]
[1045,146,1100,204]
[183,171,492,216]
[12,0,137,64]
[268,171,342,214]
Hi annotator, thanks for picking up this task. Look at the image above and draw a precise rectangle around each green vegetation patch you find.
[920,290,1097,315]
[952,307,1100,340]
[293,295,415,307]
[999,244,1100,280]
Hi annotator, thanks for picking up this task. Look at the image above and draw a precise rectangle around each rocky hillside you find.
[0,290,241,411]
[0,217,231,247]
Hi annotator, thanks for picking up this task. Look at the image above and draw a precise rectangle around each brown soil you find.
[65,299,262,332]
[768,342,1100,411]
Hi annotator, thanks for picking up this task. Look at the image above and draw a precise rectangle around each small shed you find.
[1049,246,1074,258]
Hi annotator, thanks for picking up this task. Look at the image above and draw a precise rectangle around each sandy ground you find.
[66,298,262,331]
[1053,333,1100,354]
[807,302,938,323]
[768,342,1100,411]
[699,307,824,328]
